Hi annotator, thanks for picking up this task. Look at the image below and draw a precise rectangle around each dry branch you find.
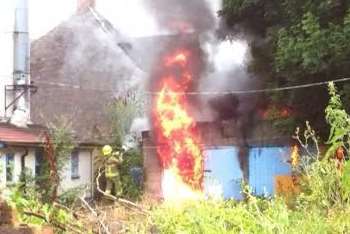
[23,211,83,233]
[43,132,59,202]
[80,190,111,234]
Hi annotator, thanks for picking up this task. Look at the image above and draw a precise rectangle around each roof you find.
[30,10,144,144]
[0,123,46,144]
[120,33,199,73]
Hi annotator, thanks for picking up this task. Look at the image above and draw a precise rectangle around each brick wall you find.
[142,131,162,199]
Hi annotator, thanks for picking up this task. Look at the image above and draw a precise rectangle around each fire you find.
[291,145,299,167]
[153,49,204,200]
[162,168,203,201]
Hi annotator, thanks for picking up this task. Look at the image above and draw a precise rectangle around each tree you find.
[34,119,75,203]
[99,92,144,200]
[106,92,143,148]
[220,0,350,136]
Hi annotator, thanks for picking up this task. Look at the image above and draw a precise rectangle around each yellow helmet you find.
[102,145,113,156]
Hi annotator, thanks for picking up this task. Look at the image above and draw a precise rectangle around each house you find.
[0,123,96,196]
[0,0,143,196]
[0,123,45,188]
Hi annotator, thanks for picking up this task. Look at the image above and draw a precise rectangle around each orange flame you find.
[153,49,204,195]
[291,145,299,167]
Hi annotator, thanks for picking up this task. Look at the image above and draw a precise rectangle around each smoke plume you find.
[143,0,216,33]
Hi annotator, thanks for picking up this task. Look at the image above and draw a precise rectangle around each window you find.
[35,148,44,177]
[71,150,79,180]
[6,153,14,183]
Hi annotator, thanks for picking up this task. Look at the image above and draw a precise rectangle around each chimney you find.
[10,0,30,127]
[77,0,96,14]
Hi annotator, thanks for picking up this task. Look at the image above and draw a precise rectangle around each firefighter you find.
[102,145,123,197]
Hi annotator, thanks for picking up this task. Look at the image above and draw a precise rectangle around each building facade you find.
[0,123,96,196]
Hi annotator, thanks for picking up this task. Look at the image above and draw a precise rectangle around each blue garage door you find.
[204,147,243,200]
[249,147,291,197]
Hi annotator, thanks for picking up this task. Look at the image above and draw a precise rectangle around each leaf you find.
[341,162,350,198]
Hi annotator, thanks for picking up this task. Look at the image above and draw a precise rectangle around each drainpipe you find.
[10,0,30,127]
[90,147,96,198]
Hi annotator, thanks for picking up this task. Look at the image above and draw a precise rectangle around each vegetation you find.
[32,119,76,203]
[107,92,143,147]
[220,0,350,135]
[7,121,86,233]
[119,147,143,200]
[103,94,144,200]
[10,188,84,233]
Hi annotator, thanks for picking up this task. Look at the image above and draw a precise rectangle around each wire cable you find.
[3,75,350,95]
[145,77,350,96]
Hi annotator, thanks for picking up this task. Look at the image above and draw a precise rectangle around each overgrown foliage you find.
[119,148,143,200]
[220,0,350,135]
[325,82,350,157]
[10,187,85,233]
[33,119,75,203]
[102,93,144,200]
[48,120,76,181]
[7,120,85,232]
[107,93,143,147]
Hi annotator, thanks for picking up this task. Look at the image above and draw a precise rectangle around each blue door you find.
[249,147,291,197]
[204,147,243,200]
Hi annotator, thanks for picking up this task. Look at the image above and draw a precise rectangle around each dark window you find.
[6,153,14,182]
[35,148,44,177]
[71,150,79,179]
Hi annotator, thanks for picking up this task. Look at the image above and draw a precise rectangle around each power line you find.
[145,77,350,96]
[3,75,350,95]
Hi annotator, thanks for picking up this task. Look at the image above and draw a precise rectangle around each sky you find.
[0,0,221,39]
[28,0,161,39]
[0,0,247,76]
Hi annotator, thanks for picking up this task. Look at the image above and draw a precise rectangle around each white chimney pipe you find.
[10,0,30,127]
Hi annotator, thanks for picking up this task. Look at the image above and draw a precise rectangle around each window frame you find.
[35,148,44,177]
[5,153,15,183]
[71,150,80,180]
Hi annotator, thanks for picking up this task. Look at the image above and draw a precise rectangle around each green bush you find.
[120,148,143,200]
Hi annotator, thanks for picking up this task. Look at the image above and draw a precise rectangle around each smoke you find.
[143,0,216,33]
[61,14,145,93]
[31,11,147,141]
[140,0,258,123]
[199,38,261,121]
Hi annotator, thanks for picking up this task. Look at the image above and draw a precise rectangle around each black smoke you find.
[143,0,215,33]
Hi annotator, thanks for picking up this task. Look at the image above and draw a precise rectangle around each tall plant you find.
[293,82,350,208]
[33,119,75,202]
[107,92,143,148]
[325,82,350,158]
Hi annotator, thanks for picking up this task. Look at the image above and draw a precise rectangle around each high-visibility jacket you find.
[105,156,122,178]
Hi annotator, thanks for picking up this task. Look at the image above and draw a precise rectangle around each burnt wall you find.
[141,120,245,198]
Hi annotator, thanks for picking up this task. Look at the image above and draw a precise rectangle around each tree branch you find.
[80,190,111,234]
